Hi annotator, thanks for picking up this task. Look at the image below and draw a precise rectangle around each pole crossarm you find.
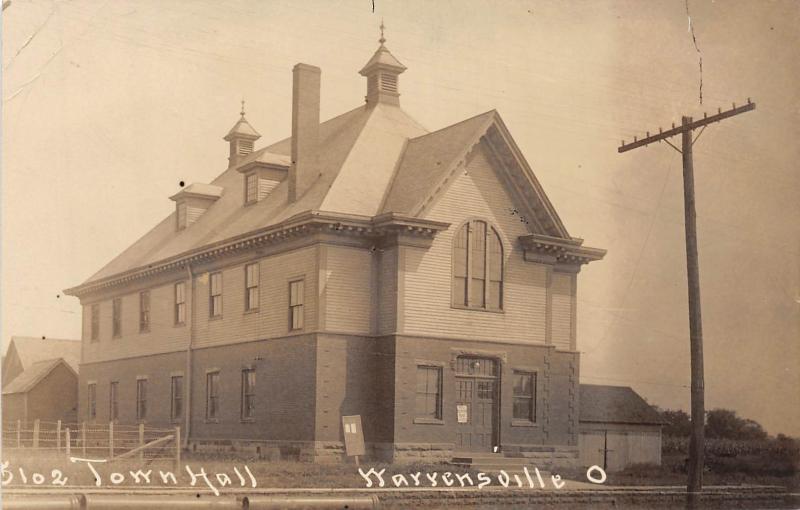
[618,100,755,153]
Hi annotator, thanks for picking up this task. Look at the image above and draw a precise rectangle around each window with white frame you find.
[112,298,122,338]
[245,173,258,204]
[139,291,150,333]
[289,279,304,330]
[209,272,223,318]
[245,263,259,311]
[90,303,100,342]
[175,282,186,325]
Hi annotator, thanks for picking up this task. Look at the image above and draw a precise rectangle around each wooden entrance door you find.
[455,357,498,452]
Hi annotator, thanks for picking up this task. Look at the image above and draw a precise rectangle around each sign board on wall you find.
[342,415,365,457]
[457,405,468,423]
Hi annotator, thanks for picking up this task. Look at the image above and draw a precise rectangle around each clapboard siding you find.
[82,245,317,362]
[82,280,191,364]
[324,245,372,333]
[551,272,574,350]
[194,246,317,349]
[378,247,398,335]
[403,144,548,343]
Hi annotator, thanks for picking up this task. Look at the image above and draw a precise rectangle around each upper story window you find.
[90,304,100,342]
[452,220,504,310]
[245,263,259,311]
[139,291,150,333]
[245,173,258,204]
[289,279,304,331]
[175,282,187,325]
[112,298,122,338]
[209,272,223,318]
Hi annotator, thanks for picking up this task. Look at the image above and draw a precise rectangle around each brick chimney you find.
[289,63,321,203]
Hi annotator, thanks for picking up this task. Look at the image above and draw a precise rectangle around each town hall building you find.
[65,31,605,464]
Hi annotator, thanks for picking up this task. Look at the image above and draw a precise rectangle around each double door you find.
[454,357,498,452]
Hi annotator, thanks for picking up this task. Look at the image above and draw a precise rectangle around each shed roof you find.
[579,384,664,425]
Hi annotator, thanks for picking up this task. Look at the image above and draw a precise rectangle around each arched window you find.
[452,220,504,310]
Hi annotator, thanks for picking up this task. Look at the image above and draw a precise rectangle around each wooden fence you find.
[2,420,180,466]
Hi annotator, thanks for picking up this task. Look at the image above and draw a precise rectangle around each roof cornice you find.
[519,233,606,265]
[64,211,449,298]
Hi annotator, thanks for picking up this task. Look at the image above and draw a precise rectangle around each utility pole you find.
[618,99,755,507]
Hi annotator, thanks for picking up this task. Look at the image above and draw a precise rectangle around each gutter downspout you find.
[183,264,195,448]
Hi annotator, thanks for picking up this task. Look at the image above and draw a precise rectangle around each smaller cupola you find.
[359,21,406,107]
[224,100,261,167]
[170,183,223,231]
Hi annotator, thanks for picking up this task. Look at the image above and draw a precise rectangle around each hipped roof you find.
[579,384,664,425]
[70,94,580,294]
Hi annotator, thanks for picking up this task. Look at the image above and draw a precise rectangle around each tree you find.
[659,408,692,437]
[706,409,767,440]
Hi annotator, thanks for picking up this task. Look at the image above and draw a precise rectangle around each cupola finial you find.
[359,20,406,106]
[240,98,246,118]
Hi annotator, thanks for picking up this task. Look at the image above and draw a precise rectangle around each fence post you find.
[57,420,62,451]
[139,423,145,462]
[175,426,181,471]
[81,422,86,456]
[32,419,40,449]
[66,428,71,458]
[109,421,114,459]
[16,419,21,448]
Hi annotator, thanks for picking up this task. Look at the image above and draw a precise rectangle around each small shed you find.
[2,337,80,424]
[578,384,663,471]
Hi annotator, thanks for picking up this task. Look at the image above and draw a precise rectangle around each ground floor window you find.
[171,376,183,422]
[206,371,220,420]
[415,366,442,420]
[241,368,256,421]
[512,370,536,422]
[87,383,97,421]
[109,381,119,421]
[136,379,147,421]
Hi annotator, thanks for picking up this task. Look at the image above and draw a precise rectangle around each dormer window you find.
[170,183,223,232]
[245,173,258,204]
[236,152,290,206]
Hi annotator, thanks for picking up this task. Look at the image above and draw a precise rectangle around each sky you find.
[2,0,798,435]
